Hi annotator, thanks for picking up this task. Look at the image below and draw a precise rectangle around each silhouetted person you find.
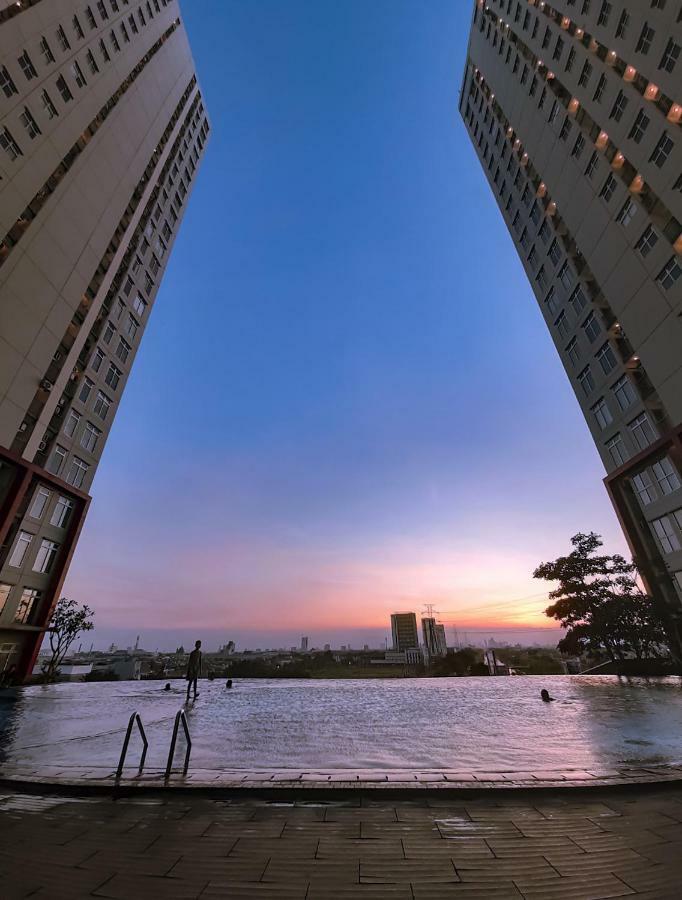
[541,689,556,702]
[164,683,171,691]
[186,641,202,702]
[226,679,233,689]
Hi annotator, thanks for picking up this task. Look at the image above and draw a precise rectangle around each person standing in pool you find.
[185,640,202,702]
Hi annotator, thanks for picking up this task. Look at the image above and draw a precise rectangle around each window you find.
[105,363,122,390]
[632,471,656,506]
[600,174,617,202]
[123,276,134,297]
[544,287,559,315]
[536,267,549,292]
[0,128,22,162]
[569,285,587,313]
[610,91,628,122]
[14,589,42,625]
[657,257,682,290]
[91,347,105,372]
[650,132,673,168]
[593,74,607,103]
[124,315,139,340]
[555,312,570,339]
[652,516,680,554]
[585,151,598,179]
[46,444,67,476]
[659,39,680,73]
[56,25,71,52]
[110,29,121,52]
[629,110,650,144]
[9,531,33,568]
[548,239,562,266]
[79,377,94,404]
[116,337,131,363]
[0,584,11,616]
[70,62,87,88]
[33,539,59,574]
[99,38,111,62]
[578,60,592,87]
[85,6,97,29]
[597,1,612,25]
[144,273,154,295]
[132,294,147,317]
[572,133,585,159]
[566,338,580,367]
[103,321,115,344]
[635,23,655,55]
[56,75,73,102]
[19,108,41,141]
[64,409,81,438]
[592,398,613,430]
[41,90,58,119]
[606,433,628,466]
[553,36,564,61]
[94,391,111,420]
[86,50,99,76]
[653,458,681,495]
[548,101,560,124]
[566,47,576,73]
[0,65,18,99]
[528,246,539,270]
[18,50,37,80]
[612,374,637,410]
[29,487,51,520]
[616,200,637,226]
[636,225,658,257]
[578,366,595,397]
[73,14,85,40]
[596,342,617,374]
[629,412,658,450]
[615,10,629,38]
[582,313,601,343]
[66,457,89,489]
[51,495,74,529]
[538,221,551,245]
[80,422,102,453]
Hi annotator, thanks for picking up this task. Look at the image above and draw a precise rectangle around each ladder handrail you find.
[115,712,149,780]
[164,708,192,780]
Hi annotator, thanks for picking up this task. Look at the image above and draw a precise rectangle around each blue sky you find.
[63,0,626,652]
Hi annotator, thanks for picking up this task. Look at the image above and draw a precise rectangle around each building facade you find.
[391,612,419,652]
[0,0,209,680]
[460,0,682,656]
[421,617,447,659]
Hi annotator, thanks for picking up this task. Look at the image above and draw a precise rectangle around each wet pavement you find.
[1,785,682,898]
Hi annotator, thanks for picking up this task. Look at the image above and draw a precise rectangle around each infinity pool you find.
[1,676,681,774]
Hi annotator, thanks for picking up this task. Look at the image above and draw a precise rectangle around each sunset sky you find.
[63,0,628,652]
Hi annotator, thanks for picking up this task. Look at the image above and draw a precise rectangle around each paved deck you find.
[3,762,682,792]
[1,786,682,898]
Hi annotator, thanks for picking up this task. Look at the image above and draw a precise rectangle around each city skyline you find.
[60,0,630,649]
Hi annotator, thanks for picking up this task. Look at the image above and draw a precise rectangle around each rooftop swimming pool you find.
[1,676,681,775]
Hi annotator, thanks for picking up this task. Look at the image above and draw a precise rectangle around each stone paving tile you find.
[261,858,359,884]
[316,837,404,859]
[412,885,523,899]
[307,886,411,899]
[514,872,635,899]
[359,859,459,884]
[93,873,206,899]
[202,884,308,899]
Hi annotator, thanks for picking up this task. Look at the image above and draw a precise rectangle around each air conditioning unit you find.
[41,379,53,392]
[38,441,47,452]
[19,422,28,433]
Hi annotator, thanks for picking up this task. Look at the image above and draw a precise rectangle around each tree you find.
[534,533,669,664]
[42,598,94,682]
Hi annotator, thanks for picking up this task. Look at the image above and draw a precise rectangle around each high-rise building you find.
[391,612,419,651]
[460,1,682,657]
[422,617,448,659]
[300,636,309,652]
[0,0,209,680]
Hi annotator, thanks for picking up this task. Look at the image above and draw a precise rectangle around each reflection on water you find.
[1,676,681,772]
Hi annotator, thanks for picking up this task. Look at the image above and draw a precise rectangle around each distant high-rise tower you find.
[0,0,209,680]
[460,0,682,656]
[391,612,419,652]
[421,617,448,659]
[300,636,309,652]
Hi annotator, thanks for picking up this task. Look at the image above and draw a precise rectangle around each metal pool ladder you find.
[165,708,192,780]
[115,712,149,780]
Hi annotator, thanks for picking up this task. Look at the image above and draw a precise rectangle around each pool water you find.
[1,676,681,774]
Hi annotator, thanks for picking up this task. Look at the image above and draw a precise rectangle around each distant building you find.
[300,636,309,652]
[421,618,448,659]
[323,644,331,652]
[391,612,419,652]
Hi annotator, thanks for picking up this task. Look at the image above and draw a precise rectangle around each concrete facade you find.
[0,0,209,678]
[460,0,682,652]
[391,612,419,652]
